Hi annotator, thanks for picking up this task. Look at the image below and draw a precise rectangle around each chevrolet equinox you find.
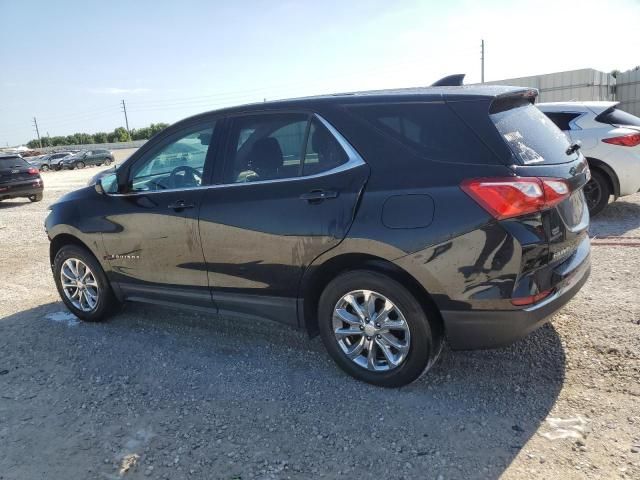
[46,85,591,387]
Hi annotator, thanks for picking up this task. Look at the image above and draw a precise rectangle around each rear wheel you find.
[53,244,118,322]
[104,158,112,166]
[76,161,85,169]
[29,193,43,202]
[584,169,611,216]
[319,270,439,387]
[40,164,49,172]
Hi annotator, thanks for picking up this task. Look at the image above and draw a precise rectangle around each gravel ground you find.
[1,162,639,480]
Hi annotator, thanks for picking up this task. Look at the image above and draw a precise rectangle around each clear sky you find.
[1,0,639,146]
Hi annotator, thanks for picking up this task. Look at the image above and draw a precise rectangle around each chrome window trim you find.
[106,114,365,197]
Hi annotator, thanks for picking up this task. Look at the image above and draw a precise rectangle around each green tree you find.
[149,123,169,137]
[93,132,108,143]
[113,127,131,142]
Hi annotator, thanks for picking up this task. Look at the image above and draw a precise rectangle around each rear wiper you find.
[566,141,581,156]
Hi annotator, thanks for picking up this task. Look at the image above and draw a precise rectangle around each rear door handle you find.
[167,200,195,210]
[300,190,339,203]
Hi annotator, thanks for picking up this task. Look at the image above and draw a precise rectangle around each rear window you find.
[491,104,576,165]
[0,157,29,169]
[595,107,640,127]
[346,102,498,164]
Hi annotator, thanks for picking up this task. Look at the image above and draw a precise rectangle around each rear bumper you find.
[0,180,43,200]
[441,240,591,350]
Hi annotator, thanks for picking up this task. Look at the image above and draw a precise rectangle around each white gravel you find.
[0,162,639,479]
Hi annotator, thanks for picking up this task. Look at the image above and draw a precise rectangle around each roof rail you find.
[431,74,465,87]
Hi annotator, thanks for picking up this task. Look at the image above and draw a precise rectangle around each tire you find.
[76,161,85,169]
[53,244,119,322]
[55,163,63,171]
[318,269,439,387]
[584,169,611,216]
[29,193,43,202]
[104,158,112,166]
[40,164,49,172]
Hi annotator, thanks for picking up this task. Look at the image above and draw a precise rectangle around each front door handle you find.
[300,190,339,203]
[167,200,195,210]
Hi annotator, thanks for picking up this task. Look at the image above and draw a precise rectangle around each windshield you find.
[595,106,640,127]
[491,103,577,165]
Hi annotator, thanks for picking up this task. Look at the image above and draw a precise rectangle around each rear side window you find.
[346,102,497,164]
[542,111,581,131]
[491,104,576,165]
[595,107,640,127]
[224,114,349,183]
[0,157,28,168]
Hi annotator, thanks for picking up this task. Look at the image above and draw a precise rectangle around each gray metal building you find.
[485,68,640,116]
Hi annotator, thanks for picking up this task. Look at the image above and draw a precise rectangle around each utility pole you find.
[32,117,42,148]
[481,39,485,83]
[121,99,131,139]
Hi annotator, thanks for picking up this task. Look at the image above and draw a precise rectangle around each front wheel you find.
[584,169,611,216]
[76,161,85,169]
[40,164,49,172]
[318,270,439,387]
[104,158,112,166]
[53,244,119,322]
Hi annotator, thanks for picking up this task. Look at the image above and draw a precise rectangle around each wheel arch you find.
[299,253,444,341]
[49,233,99,269]
[586,157,620,199]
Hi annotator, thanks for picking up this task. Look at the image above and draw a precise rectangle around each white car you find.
[537,101,640,215]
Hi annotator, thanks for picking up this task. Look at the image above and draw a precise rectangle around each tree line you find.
[26,123,170,149]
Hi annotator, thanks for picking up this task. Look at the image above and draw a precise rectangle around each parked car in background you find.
[0,154,43,202]
[61,149,114,169]
[538,101,640,215]
[40,151,75,171]
[46,85,591,387]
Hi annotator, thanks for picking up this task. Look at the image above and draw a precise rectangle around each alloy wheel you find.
[332,289,411,372]
[60,258,99,312]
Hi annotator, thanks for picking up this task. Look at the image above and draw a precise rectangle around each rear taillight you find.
[511,288,554,306]
[602,133,640,147]
[27,167,39,175]
[461,177,571,220]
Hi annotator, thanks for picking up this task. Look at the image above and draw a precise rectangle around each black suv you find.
[0,154,44,202]
[45,85,591,387]
[62,149,114,169]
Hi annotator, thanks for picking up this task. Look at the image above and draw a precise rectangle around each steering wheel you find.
[168,165,202,189]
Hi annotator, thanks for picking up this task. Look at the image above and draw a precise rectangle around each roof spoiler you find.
[431,74,465,87]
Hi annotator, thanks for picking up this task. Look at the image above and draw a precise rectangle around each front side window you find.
[129,124,214,192]
[224,114,349,183]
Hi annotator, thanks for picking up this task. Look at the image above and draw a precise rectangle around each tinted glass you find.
[347,102,497,164]
[542,111,581,131]
[303,119,348,175]
[595,107,640,127]
[491,104,576,165]
[0,157,28,168]
[130,124,214,191]
[225,113,308,183]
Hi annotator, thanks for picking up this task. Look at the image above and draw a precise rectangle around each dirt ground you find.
[0,159,639,480]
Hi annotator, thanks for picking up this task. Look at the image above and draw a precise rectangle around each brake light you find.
[461,177,571,220]
[602,133,640,147]
[27,167,39,175]
[511,288,553,306]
